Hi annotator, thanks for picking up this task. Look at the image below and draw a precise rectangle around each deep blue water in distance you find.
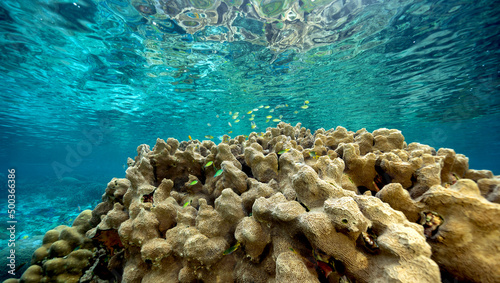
[0,0,499,278]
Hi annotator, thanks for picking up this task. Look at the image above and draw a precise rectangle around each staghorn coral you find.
[11,123,500,283]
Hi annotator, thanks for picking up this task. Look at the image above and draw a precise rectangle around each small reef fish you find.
[249,117,254,121]
[205,161,213,168]
[188,135,192,141]
[251,121,257,129]
[17,233,30,240]
[317,261,334,278]
[189,180,198,185]
[269,109,274,113]
[183,201,191,208]
[223,242,240,255]
[272,119,281,122]
[207,123,211,127]
[304,100,309,104]
[228,131,233,134]
[253,108,258,111]
[278,148,290,154]
[266,119,270,123]
[348,176,354,184]
[294,110,298,114]
[309,151,319,159]
[228,122,232,127]
[235,119,240,123]
[205,135,214,139]
[247,110,252,114]
[301,105,309,109]
[266,115,272,119]
[214,169,223,177]
[258,105,263,108]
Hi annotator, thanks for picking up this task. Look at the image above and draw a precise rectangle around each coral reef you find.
[8,123,500,283]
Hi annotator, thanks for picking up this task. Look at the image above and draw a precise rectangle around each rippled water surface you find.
[1,0,499,177]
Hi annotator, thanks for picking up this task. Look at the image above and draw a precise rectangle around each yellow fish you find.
[223,242,240,255]
[235,119,240,123]
[273,119,281,122]
[188,135,192,141]
[247,110,252,114]
[266,115,272,119]
[305,100,309,104]
[309,151,319,159]
[249,117,254,121]
[301,105,309,109]
[278,148,290,154]
[205,135,214,139]
[264,106,270,109]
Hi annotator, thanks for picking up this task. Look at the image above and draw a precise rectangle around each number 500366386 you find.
[7,169,16,219]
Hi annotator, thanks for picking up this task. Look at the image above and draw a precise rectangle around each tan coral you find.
[15,123,498,283]
[244,143,279,183]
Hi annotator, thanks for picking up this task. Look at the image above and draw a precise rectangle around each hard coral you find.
[13,123,500,283]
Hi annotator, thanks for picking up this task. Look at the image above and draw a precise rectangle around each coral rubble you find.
[7,123,500,283]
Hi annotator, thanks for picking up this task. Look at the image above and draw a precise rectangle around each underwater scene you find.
[0,0,499,282]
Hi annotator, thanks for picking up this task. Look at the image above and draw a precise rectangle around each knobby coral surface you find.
[8,123,500,283]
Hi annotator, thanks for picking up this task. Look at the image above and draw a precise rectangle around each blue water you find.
[0,0,499,278]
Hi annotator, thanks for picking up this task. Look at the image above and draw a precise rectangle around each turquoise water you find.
[0,0,499,278]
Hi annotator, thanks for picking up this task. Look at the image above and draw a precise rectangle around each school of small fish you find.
[189,101,311,142]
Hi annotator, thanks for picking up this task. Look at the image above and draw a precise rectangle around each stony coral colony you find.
[12,123,500,283]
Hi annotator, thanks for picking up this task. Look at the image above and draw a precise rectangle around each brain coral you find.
[8,123,500,283]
